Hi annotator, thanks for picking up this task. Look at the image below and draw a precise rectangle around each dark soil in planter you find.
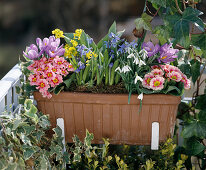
[64,82,128,94]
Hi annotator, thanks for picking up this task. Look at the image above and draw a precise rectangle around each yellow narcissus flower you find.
[73,29,83,40]
[52,28,64,38]
[70,40,78,47]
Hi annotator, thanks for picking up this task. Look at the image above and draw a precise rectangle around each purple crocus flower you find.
[158,43,179,63]
[36,36,65,57]
[23,44,43,60]
[158,52,178,63]
[160,43,179,54]
[36,37,50,51]
[142,42,160,57]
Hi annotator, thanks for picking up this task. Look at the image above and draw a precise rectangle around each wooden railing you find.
[0,64,22,113]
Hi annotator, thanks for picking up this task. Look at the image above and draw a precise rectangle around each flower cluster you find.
[64,41,78,58]
[27,56,74,98]
[23,36,65,60]
[142,42,179,63]
[52,28,64,39]
[142,64,191,91]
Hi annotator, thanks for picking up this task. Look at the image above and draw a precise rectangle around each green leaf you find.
[196,94,206,111]
[23,125,35,135]
[190,60,200,84]
[109,59,119,85]
[15,86,21,94]
[192,33,206,57]
[108,21,117,34]
[179,64,191,78]
[39,155,50,170]
[23,146,36,160]
[64,73,75,88]
[182,7,204,32]
[39,115,51,129]
[165,86,180,94]
[24,99,33,110]
[53,84,64,95]
[53,126,62,138]
[153,25,170,45]
[182,120,206,138]
[185,138,205,155]
[177,102,190,120]
[166,7,204,47]
[198,110,206,122]
[83,65,90,83]
[84,129,94,147]
[13,119,22,130]
[148,0,167,8]
[135,13,153,31]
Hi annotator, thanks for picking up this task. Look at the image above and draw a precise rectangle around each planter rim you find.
[34,91,181,105]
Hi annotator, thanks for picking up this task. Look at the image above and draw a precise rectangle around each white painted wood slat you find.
[151,122,159,150]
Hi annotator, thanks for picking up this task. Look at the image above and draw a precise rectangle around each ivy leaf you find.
[153,25,170,45]
[177,102,191,120]
[185,138,205,155]
[166,7,204,47]
[183,7,204,31]
[53,126,62,138]
[84,129,94,147]
[198,110,206,122]
[196,94,206,111]
[190,60,200,84]
[192,33,206,57]
[23,125,35,136]
[182,120,206,139]
[179,64,191,78]
[135,13,153,31]
[148,0,167,8]
[23,146,37,160]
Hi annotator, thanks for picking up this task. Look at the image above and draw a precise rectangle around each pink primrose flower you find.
[151,69,164,77]
[50,75,63,87]
[36,79,49,92]
[61,69,68,76]
[28,74,39,86]
[41,90,52,99]
[150,76,165,90]
[142,74,154,89]
[181,74,191,89]
[168,71,182,82]
[67,63,75,72]
[151,65,161,70]
[44,71,55,81]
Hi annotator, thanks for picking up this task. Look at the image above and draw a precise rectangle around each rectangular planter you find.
[34,92,181,145]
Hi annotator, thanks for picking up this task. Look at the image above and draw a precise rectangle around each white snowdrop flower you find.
[139,60,146,67]
[133,57,140,65]
[115,67,122,73]
[134,74,143,84]
[137,93,143,100]
[127,53,135,59]
[121,65,131,73]
[139,49,148,59]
